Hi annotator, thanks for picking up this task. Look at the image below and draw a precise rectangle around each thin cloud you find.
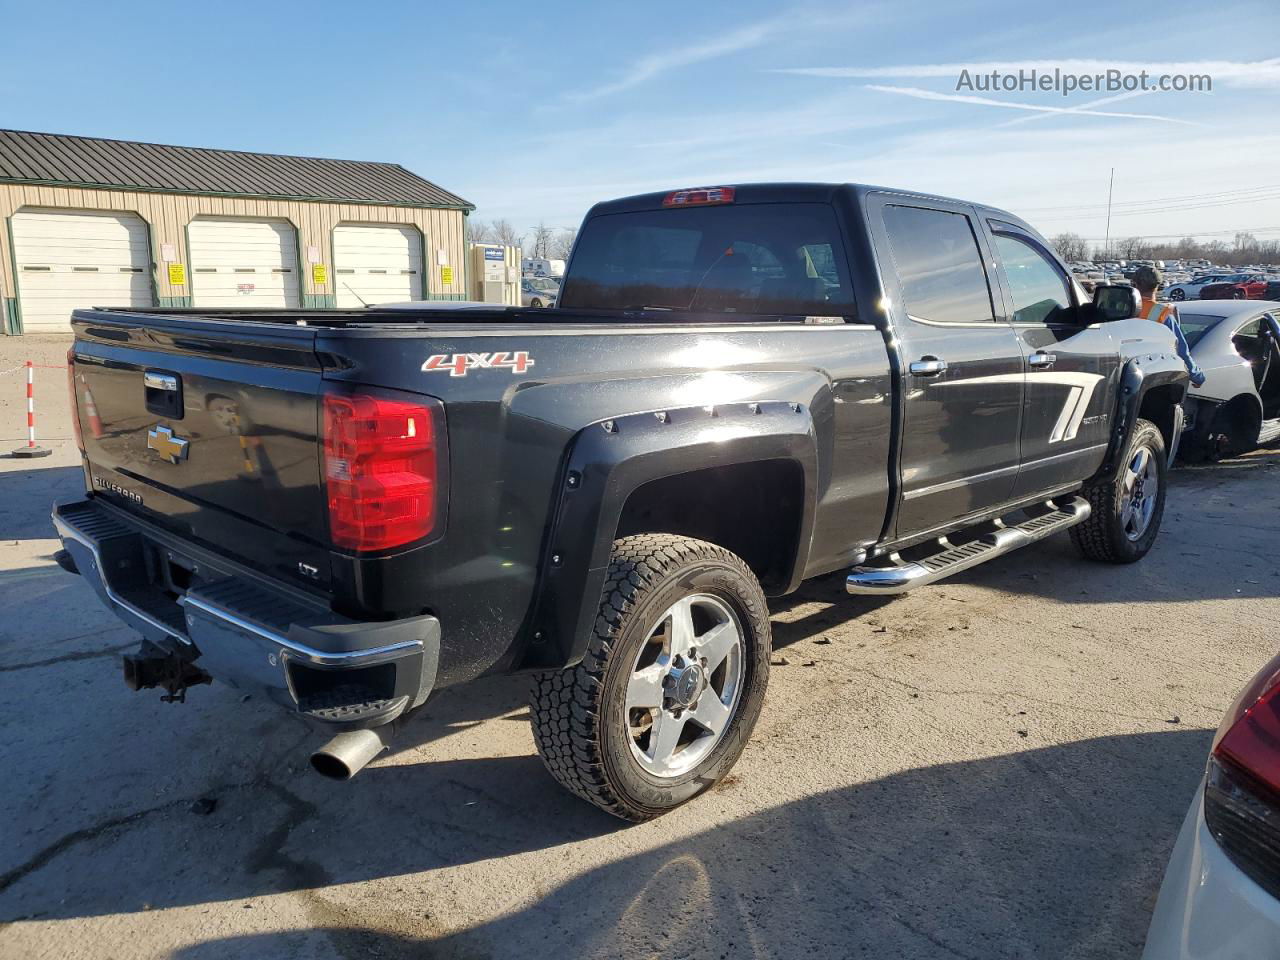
[562,5,891,105]
[866,85,1196,124]
[776,57,1280,87]
[566,20,783,103]
[996,89,1154,126]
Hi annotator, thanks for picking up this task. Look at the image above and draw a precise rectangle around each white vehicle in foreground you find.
[1142,650,1280,958]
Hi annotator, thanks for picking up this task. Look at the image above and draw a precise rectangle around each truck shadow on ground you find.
[768,450,1280,633]
[145,729,1209,960]
[0,465,85,540]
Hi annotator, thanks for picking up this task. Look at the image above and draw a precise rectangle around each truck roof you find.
[585,181,1025,228]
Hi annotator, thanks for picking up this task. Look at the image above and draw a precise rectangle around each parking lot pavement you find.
[0,335,1277,960]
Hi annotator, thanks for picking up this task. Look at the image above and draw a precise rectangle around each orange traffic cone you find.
[81,375,104,438]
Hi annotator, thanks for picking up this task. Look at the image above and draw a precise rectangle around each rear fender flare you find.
[521,400,818,670]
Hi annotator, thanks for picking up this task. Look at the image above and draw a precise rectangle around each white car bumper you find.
[1143,779,1280,959]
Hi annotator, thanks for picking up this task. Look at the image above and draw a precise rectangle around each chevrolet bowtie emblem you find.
[147,424,189,464]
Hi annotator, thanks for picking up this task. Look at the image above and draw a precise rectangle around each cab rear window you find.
[559,203,856,319]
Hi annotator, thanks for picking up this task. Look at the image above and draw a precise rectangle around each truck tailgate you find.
[70,313,332,589]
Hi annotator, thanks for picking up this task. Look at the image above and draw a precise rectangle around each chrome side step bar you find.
[846,496,1091,595]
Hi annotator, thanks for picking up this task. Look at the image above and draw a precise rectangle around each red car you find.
[1199,274,1270,300]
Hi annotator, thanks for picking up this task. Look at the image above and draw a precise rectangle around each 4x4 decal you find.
[422,351,535,377]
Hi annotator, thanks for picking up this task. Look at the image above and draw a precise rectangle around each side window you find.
[993,234,1072,325]
[881,205,995,324]
[1236,318,1261,338]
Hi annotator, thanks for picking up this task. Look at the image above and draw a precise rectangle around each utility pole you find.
[1103,167,1115,258]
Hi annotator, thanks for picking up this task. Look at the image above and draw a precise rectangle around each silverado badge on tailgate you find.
[147,424,190,464]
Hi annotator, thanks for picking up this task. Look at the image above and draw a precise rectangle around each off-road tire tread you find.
[529,534,763,822]
[1070,418,1164,563]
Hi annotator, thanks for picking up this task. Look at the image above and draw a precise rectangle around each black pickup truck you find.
[56,183,1188,821]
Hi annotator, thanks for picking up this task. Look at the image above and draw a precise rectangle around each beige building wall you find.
[0,182,468,331]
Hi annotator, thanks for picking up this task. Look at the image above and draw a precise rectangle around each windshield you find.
[528,277,559,293]
[1176,312,1224,348]
[559,203,856,318]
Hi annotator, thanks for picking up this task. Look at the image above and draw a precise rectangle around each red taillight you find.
[662,186,735,207]
[322,388,442,552]
[1205,659,1280,900]
[1215,675,1280,797]
[66,347,84,453]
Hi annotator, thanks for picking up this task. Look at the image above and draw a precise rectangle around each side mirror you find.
[1092,283,1140,322]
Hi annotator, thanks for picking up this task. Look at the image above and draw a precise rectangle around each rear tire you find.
[1070,418,1167,563]
[529,534,771,822]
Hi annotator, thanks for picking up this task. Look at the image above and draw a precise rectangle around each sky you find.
[2,0,1279,247]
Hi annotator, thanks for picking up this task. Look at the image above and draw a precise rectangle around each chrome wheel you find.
[1169,287,1186,301]
[625,594,745,779]
[1121,445,1159,540]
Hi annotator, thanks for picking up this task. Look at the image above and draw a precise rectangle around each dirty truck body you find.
[56,183,1187,820]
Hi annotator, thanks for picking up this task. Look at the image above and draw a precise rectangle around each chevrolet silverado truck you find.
[55,183,1188,822]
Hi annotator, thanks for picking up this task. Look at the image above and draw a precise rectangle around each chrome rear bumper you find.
[53,497,440,724]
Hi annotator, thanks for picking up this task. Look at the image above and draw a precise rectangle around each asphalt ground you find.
[1,334,1277,959]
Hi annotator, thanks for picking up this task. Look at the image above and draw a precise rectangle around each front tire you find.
[1070,418,1167,563]
[1169,287,1186,301]
[529,534,771,822]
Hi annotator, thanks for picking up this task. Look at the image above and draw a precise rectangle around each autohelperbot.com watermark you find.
[956,67,1212,96]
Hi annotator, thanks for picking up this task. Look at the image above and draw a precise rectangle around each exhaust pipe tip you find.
[310,727,393,781]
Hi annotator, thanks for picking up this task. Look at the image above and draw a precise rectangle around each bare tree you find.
[1049,232,1089,262]
[490,219,521,248]
[525,222,554,259]
[1117,237,1147,259]
[466,218,494,244]
[548,227,577,261]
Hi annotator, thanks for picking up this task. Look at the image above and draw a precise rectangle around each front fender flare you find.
[519,400,818,671]
[1093,353,1188,481]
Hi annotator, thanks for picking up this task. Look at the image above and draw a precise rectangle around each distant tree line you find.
[1050,230,1280,266]
[466,218,577,261]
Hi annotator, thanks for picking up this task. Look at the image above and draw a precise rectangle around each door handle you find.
[143,371,179,391]
[908,357,948,377]
[1028,352,1057,368]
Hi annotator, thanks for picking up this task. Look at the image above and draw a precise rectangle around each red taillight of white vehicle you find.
[322,387,443,552]
[1205,659,1280,899]
[662,186,735,207]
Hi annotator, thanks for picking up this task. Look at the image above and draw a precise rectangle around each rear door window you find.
[880,205,996,324]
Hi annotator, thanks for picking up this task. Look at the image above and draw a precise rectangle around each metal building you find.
[0,129,473,334]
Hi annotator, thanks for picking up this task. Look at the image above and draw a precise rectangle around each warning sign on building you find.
[441,266,454,286]
[312,264,328,286]
[167,263,186,286]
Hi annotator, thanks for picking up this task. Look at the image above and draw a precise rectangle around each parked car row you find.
[1065,257,1280,302]
[1166,272,1274,301]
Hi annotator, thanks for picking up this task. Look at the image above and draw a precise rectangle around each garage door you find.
[11,209,152,333]
[189,218,300,308]
[333,224,424,306]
